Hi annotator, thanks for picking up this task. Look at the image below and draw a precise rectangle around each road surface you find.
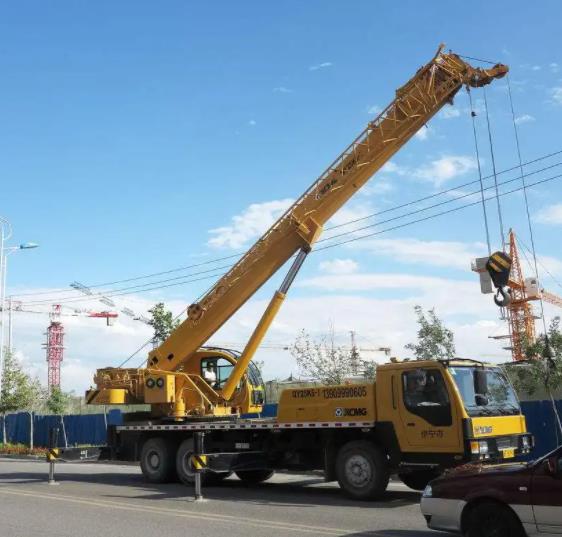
[0,458,452,537]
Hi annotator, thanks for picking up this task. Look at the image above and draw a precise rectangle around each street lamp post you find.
[0,216,38,391]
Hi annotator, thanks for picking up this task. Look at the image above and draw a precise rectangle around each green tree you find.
[504,317,562,436]
[148,303,181,346]
[504,317,562,395]
[405,305,456,360]
[0,349,37,444]
[46,386,72,447]
[46,386,71,415]
[290,327,354,385]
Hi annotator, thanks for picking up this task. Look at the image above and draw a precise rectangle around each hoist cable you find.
[506,74,548,335]
[483,87,507,250]
[468,88,492,256]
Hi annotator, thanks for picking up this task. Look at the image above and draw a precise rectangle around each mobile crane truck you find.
[86,45,533,499]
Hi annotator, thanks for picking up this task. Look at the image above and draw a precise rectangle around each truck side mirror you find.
[474,369,488,399]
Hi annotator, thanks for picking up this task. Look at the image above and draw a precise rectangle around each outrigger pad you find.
[486,251,512,289]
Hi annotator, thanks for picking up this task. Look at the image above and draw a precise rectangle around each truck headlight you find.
[479,440,489,455]
[422,484,432,498]
[522,435,531,449]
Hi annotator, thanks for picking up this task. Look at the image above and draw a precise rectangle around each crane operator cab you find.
[179,347,266,416]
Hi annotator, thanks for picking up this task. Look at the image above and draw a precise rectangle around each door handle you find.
[407,423,416,427]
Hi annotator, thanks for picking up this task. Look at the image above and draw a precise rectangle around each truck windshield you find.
[448,366,520,417]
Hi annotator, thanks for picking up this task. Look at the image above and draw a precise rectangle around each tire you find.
[140,437,177,483]
[235,470,274,484]
[464,502,524,537]
[175,437,231,486]
[336,440,389,500]
[398,469,440,491]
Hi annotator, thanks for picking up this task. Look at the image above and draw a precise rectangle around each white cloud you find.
[361,179,394,196]
[514,114,535,125]
[367,104,382,115]
[551,63,560,74]
[318,258,359,275]
[273,87,293,93]
[535,203,562,225]
[348,237,486,271]
[208,198,294,249]
[413,155,477,187]
[440,107,461,119]
[248,119,257,126]
[380,161,406,175]
[414,125,432,141]
[551,86,562,105]
[309,62,332,71]
[532,65,542,71]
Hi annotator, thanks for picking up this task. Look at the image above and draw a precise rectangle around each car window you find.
[402,369,452,426]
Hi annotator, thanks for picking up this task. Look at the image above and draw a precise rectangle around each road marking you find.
[0,487,353,535]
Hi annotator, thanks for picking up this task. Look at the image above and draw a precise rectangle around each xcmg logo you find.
[334,407,368,418]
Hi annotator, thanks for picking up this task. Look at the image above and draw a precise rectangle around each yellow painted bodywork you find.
[278,360,529,457]
[278,384,376,423]
[469,415,528,438]
[144,374,176,404]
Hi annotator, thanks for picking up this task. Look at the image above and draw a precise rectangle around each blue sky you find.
[2,1,562,390]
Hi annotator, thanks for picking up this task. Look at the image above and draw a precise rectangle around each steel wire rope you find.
[468,88,492,255]
[483,87,507,250]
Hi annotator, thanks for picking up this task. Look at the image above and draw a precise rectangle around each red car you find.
[420,445,562,537]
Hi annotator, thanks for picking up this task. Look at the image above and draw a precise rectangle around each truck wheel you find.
[398,469,439,491]
[235,470,274,484]
[140,437,177,483]
[336,440,389,500]
[176,437,230,486]
[465,502,524,537]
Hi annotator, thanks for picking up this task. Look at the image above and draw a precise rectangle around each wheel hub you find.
[148,451,160,470]
[345,454,371,487]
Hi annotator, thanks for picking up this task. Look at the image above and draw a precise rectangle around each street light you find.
[0,217,39,391]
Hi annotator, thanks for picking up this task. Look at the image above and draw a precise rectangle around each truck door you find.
[397,368,461,451]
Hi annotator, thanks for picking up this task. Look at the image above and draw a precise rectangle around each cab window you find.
[402,369,452,426]
[201,357,234,390]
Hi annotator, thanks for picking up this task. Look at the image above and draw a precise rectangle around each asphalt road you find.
[0,458,453,537]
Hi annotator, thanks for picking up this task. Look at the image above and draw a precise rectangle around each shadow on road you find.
[1,467,421,510]
[342,530,452,537]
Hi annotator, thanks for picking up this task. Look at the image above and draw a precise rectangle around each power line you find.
[11,149,562,302]
[19,170,562,307]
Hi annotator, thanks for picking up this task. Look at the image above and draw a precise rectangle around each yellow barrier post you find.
[192,432,206,501]
[46,427,60,486]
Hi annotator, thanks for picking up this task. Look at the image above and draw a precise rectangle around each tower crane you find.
[3,301,118,390]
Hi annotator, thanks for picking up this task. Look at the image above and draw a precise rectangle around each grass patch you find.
[0,443,47,456]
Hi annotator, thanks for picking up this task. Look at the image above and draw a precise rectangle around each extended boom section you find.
[89,46,507,417]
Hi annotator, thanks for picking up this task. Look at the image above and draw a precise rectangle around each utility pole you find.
[350,330,359,375]
[7,297,13,354]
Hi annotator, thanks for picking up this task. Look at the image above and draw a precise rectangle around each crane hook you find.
[493,286,511,307]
